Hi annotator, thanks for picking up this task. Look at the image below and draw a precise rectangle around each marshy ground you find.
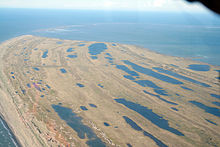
[0,35,219,147]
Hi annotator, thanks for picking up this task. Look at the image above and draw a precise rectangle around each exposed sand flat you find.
[0,35,219,147]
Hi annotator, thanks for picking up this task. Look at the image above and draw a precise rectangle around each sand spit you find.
[0,35,219,147]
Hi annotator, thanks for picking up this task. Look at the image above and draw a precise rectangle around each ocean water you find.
[0,116,20,147]
[0,8,220,145]
[0,8,220,65]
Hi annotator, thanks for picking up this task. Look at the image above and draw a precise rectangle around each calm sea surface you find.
[0,8,220,145]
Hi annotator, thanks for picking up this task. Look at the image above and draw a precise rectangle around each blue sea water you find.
[0,8,220,65]
[0,116,20,147]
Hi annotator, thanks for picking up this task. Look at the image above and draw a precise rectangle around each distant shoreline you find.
[0,113,22,147]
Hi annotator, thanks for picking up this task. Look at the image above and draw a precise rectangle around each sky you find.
[0,0,208,12]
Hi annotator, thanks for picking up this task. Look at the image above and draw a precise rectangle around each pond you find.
[52,105,106,147]
[115,98,183,136]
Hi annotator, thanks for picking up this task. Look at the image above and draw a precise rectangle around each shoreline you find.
[0,114,22,147]
[0,34,220,66]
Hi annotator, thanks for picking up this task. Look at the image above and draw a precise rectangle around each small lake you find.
[189,101,220,117]
[143,90,178,105]
[89,104,97,108]
[134,80,162,89]
[88,43,107,59]
[42,50,48,58]
[116,65,139,77]
[52,105,106,147]
[205,119,217,125]
[123,61,183,85]
[67,54,77,58]
[67,48,74,52]
[123,116,168,147]
[187,64,210,71]
[76,83,85,87]
[212,102,220,106]
[153,67,210,87]
[60,68,67,73]
[210,94,220,99]
[33,67,40,71]
[115,98,183,136]
[80,106,88,111]
[181,86,193,91]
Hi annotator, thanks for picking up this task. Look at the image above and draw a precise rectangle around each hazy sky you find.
[0,0,207,12]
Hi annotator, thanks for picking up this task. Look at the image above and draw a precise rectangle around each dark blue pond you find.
[91,56,98,59]
[76,83,85,87]
[115,98,183,136]
[42,50,48,58]
[11,76,15,79]
[10,72,14,74]
[97,84,104,88]
[123,116,168,147]
[67,48,74,52]
[187,64,210,71]
[210,94,220,99]
[171,107,179,111]
[78,44,85,47]
[205,119,217,125]
[116,65,139,77]
[134,80,162,89]
[170,64,178,68]
[143,131,168,147]
[33,83,42,92]
[52,105,106,147]
[21,89,26,95]
[105,57,113,61]
[103,122,110,126]
[88,43,107,58]
[89,104,97,108]
[27,83,31,88]
[143,90,178,105]
[123,61,183,85]
[60,68,67,73]
[153,89,169,96]
[105,53,112,57]
[153,67,210,87]
[56,41,63,44]
[33,67,40,71]
[189,101,220,117]
[123,116,142,131]
[105,56,113,64]
[46,84,51,89]
[127,143,132,147]
[176,93,180,96]
[181,86,193,91]
[212,102,220,106]
[124,75,136,80]
[40,95,44,98]
[67,54,77,58]
[80,106,88,111]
